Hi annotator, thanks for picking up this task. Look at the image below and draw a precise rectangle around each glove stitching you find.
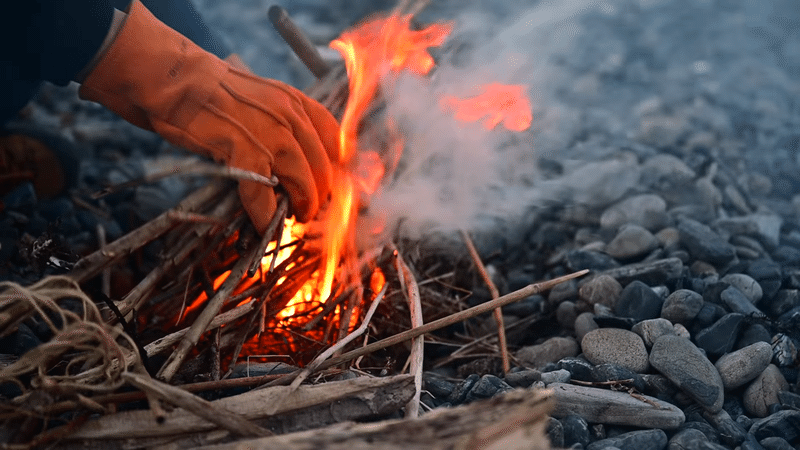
[219,82,294,132]
[204,103,276,168]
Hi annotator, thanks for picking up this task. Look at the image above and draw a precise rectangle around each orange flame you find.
[440,83,533,131]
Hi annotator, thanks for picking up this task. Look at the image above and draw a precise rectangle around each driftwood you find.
[192,385,553,450]
[60,374,415,448]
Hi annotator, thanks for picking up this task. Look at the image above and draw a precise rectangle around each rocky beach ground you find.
[2,0,800,449]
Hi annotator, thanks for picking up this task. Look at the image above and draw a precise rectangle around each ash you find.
[2,0,800,449]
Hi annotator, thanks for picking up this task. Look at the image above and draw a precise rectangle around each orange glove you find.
[78,0,338,231]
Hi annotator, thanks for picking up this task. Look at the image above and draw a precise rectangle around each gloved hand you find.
[78,0,339,231]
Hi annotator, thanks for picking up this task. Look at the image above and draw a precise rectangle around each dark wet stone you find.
[567,249,621,272]
[680,421,721,444]
[740,433,767,450]
[547,417,565,448]
[661,289,704,324]
[586,429,667,450]
[641,374,680,400]
[501,294,544,317]
[694,313,745,358]
[723,396,745,419]
[668,428,709,450]
[447,373,479,405]
[593,315,638,330]
[579,274,623,309]
[616,280,664,322]
[774,246,800,265]
[721,286,763,315]
[504,368,541,387]
[591,363,646,393]
[562,414,591,448]
[767,290,800,317]
[693,303,726,329]
[422,375,456,398]
[778,390,800,409]
[737,324,772,349]
[557,357,595,382]
[703,408,747,446]
[749,410,800,442]
[650,336,724,412]
[0,323,41,357]
[760,436,794,450]
[678,218,736,265]
[464,374,513,403]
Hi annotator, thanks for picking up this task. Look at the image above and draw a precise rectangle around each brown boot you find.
[0,127,79,199]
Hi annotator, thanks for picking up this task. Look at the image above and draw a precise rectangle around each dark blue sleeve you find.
[3,1,114,86]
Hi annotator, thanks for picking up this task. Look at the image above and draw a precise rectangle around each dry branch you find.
[392,246,424,418]
[460,229,510,374]
[191,385,552,450]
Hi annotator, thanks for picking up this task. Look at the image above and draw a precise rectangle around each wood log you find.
[61,374,415,445]
[192,386,553,450]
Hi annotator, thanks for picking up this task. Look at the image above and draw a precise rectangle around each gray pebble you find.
[661,289,704,324]
[605,224,660,260]
[541,369,571,385]
[721,286,763,316]
[575,312,599,342]
[632,318,678,348]
[586,428,668,450]
[668,428,709,450]
[720,273,763,304]
[649,335,724,412]
[714,341,773,390]
[678,218,736,265]
[581,328,650,373]
[516,336,579,369]
[579,274,623,309]
[744,364,790,418]
[600,194,669,232]
[556,301,578,329]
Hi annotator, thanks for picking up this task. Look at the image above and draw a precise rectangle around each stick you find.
[157,230,267,382]
[260,270,588,389]
[122,372,271,438]
[248,196,289,277]
[68,181,230,283]
[269,5,331,79]
[392,246,424,418]
[460,229,510,374]
[91,162,278,199]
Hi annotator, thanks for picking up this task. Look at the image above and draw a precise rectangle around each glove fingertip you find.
[238,181,277,234]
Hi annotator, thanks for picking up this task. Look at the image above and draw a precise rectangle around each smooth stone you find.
[591,363,646,393]
[586,429,668,450]
[575,312,599,342]
[715,214,782,250]
[759,437,794,450]
[749,410,800,442]
[744,365,790,418]
[556,301,578,329]
[720,286,763,316]
[557,357,594,382]
[741,434,767,450]
[668,428,709,450]
[694,313,746,358]
[778,390,800,409]
[747,259,782,300]
[605,224,660,260]
[736,324,771,349]
[767,289,800,317]
[540,369,571,385]
[649,335,725,413]
[546,417,564,448]
[464,374,513,403]
[656,227,681,251]
[661,289,704,324]
[516,336,580,369]
[702,408,748,447]
[720,273,763,304]
[504,369,542,388]
[549,383,685,429]
[561,414,591,448]
[447,374,479,405]
[616,280,665,322]
[579,274,623,309]
[714,341,773,390]
[632,318,678,348]
[581,328,650,373]
[567,249,621,272]
[678,218,736,265]
[600,194,669,232]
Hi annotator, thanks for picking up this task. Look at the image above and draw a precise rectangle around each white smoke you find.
[360,1,603,240]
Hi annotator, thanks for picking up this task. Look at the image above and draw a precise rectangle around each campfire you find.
[0,1,579,447]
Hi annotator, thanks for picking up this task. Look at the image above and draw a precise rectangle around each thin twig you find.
[91,162,278,199]
[248,196,289,277]
[122,372,271,438]
[68,181,230,283]
[392,245,424,418]
[460,229,510,374]
[259,270,588,389]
